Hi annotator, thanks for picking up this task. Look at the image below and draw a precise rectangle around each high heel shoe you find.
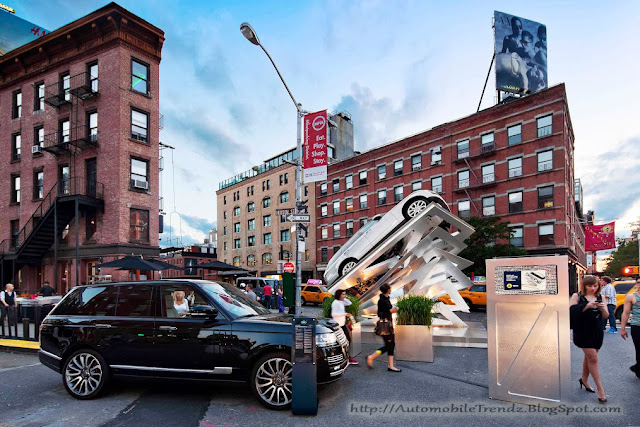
[387,366,402,372]
[579,378,595,393]
[598,396,607,403]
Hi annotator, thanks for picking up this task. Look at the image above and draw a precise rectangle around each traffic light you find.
[622,266,639,276]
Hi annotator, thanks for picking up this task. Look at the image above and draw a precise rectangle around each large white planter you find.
[395,324,434,362]
[350,322,361,356]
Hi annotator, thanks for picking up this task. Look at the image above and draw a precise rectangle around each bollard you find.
[34,305,42,340]
[22,318,30,340]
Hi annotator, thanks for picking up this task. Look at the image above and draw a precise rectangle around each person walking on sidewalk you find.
[263,282,272,309]
[366,284,401,372]
[601,276,617,333]
[331,289,359,365]
[620,277,640,378]
[570,275,608,403]
[1,283,18,329]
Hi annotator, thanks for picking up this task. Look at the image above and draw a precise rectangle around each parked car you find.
[439,282,487,310]
[613,280,637,319]
[236,277,279,305]
[301,283,332,306]
[324,190,450,286]
[38,280,349,409]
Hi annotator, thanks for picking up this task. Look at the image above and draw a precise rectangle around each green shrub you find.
[396,294,439,327]
[322,295,362,322]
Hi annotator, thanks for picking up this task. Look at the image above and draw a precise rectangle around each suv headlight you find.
[316,332,338,348]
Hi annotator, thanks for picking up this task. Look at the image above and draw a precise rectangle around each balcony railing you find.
[44,72,99,108]
[43,125,97,154]
[42,131,70,155]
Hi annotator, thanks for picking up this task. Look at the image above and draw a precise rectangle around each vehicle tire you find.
[339,258,358,277]
[463,298,474,311]
[251,351,293,410]
[62,349,109,400]
[402,197,429,220]
[301,297,307,306]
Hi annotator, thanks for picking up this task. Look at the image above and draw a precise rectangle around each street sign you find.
[287,214,311,223]
[276,208,295,215]
[283,262,295,273]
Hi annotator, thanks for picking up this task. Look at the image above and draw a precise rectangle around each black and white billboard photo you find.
[494,11,547,94]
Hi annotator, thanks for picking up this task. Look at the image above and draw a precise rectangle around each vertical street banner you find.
[585,222,616,252]
[303,110,327,183]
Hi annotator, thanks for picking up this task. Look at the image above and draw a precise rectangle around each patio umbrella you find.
[198,260,245,271]
[96,256,174,280]
[147,258,184,271]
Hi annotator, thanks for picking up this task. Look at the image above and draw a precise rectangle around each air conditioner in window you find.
[131,179,149,190]
[32,145,42,154]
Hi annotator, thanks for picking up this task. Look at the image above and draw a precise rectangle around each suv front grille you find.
[335,328,348,347]
[327,354,345,365]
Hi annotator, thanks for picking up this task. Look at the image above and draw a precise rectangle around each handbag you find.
[374,318,393,336]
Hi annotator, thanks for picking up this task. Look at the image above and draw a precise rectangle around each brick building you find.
[159,245,221,281]
[0,3,164,294]
[316,84,587,289]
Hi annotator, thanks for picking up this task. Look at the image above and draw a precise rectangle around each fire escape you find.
[452,138,498,217]
[0,72,104,285]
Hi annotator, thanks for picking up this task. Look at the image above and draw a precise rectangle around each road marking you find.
[0,363,41,373]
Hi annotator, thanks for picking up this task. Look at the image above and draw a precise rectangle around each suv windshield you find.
[198,282,271,319]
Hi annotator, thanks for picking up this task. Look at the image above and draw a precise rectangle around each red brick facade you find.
[0,4,164,294]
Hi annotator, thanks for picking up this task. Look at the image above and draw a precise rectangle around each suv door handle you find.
[159,326,177,331]
[95,324,112,329]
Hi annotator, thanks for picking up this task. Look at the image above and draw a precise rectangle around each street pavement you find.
[0,308,638,427]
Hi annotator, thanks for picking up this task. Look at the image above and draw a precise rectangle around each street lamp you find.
[240,22,305,315]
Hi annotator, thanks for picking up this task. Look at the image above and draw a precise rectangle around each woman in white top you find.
[173,291,189,316]
[332,289,359,365]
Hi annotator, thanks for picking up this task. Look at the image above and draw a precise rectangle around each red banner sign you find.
[303,110,327,183]
[585,222,616,252]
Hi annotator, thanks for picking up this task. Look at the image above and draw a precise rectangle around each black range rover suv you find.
[39,280,349,409]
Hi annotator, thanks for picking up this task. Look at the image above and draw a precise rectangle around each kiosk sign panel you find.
[291,317,318,415]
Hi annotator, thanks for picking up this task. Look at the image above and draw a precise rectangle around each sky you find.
[10,0,640,260]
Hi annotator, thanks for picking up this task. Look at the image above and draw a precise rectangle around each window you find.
[233,256,241,267]
[248,219,255,231]
[34,126,44,149]
[411,154,421,171]
[377,189,387,205]
[53,286,118,316]
[538,186,554,209]
[359,218,367,227]
[508,191,523,213]
[248,202,255,212]
[234,206,241,216]
[234,222,240,233]
[481,164,495,183]
[333,246,340,256]
[11,175,20,204]
[12,90,22,119]
[11,133,21,161]
[412,181,422,191]
[223,226,227,236]
[333,200,340,214]
[346,198,354,212]
[333,223,340,238]
[284,173,288,184]
[431,147,442,165]
[223,242,228,251]
[281,229,290,242]
[88,62,99,92]
[262,253,272,265]
[130,158,149,189]
[132,58,149,94]
[481,133,494,151]
[34,83,45,111]
[508,157,522,178]
[359,170,367,185]
[131,109,149,142]
[87,111,98,142]
[33,170,44,200]
[129,209,149,242]
[538,223,555,245]
[321,248,328,263]
[346,221,354,236]
[279,192,289,203]
[263,233,272,244]
[223,211,227,220]
[115,285,153,317]
[320,183,327,196]
[280,214,287,223]
[333,179,339,193]
[482,196,495,216]
[321,205,328,217]
[359,194,368,209]
[60,119,70,143]
[457,139,469,159]
[508,124,522,145]
[458,170,469,188]
[263,197,271,208]
[457,200,470,219]
[321,226,328,239]
[304,186,308,197]
[394,160,403,176]
[510,227,523,247]
[248,236,256,247]
[431,176,442,193]
[279,174,284,185]
[346,175,353,189]
[263,180,270,191]
[327,146,335,159]
[61,73,70,101]
[234,238,241,249]
[377,165,386,180]
[537,150,553,172]
[263,215,271,227]
[305,249,310,262]
[537,115,552,137]
[394,186,403,202]
[10,220,19,248]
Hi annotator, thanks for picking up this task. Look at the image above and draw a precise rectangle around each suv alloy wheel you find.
[251,352,293,410]
[62,349,109,399]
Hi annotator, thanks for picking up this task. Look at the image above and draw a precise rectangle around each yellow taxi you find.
[613,280,638,320]
[301,284,332,306]
[439,282,487,310]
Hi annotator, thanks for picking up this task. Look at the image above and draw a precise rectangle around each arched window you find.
[282,251,292,261]
[262,253,272,265]
[247,255,256,266]
[233,256,241,267]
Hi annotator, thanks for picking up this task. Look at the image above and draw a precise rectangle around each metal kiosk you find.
[486,255,571,405]
[291,317,318,415]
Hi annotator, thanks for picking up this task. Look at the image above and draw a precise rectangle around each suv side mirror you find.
[190,305,219,319]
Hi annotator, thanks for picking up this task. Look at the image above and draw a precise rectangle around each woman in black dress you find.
[365,284,401,372]
[570,275,609,403]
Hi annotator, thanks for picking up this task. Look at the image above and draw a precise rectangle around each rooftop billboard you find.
[494,11,547,94]
[0,10,48,56]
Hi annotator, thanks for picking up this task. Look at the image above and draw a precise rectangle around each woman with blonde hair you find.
[570,275,608,403]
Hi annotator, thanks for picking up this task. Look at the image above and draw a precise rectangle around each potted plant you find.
[322,295,362,356]
[394,294,438,362]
